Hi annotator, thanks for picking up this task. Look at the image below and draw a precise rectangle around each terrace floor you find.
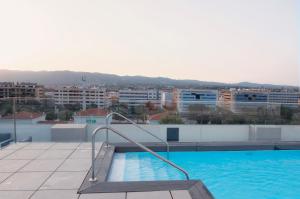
[0,142,192,199]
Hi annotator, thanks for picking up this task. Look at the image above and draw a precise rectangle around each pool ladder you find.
[89,126,190,182]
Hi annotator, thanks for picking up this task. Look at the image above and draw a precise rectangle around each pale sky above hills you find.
[0,0,299,86]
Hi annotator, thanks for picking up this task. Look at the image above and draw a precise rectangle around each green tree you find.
[45,112,57,120]
[58,111,73,121]
[64,104,81,112]
[132,105,146,123]
[280,106,293,122]
[88,104,98,109]
[160,115,183,124]
[188,104,213,124]
[0,101,12,116]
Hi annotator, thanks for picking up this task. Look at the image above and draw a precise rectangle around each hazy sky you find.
[0,0,298,86]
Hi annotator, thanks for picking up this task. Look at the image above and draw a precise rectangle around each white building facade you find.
[176,89,219,113]
[53,86,108,108]
[268,92,300,104]
[0,82,44,99]
[161,90,175,109]
[118,89,161,108]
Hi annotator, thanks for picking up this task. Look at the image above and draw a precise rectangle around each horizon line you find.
[0,68,298,87]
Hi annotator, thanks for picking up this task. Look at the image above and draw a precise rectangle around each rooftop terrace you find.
[0,142,193,199]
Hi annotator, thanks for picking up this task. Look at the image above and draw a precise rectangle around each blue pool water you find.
[108,150,300,199]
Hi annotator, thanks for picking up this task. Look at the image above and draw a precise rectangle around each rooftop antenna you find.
[82,75,86,82]
[82,75,87,111]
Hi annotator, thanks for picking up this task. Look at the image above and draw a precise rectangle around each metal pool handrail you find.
[89,126,189,182]
[105,112,169,156]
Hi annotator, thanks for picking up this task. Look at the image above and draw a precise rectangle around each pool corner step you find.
[189,181,215,199]
[78,143,115,193]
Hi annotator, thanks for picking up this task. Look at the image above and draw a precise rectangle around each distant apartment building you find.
[218,89,234,109]
[0,82,45,99]
[226,89,300,113]
[218,90,233,102]
[53,86,108,108]
[107,91,119,99]
[233,90,268,103]
[118,89,161,108]
[220,89,300,104]
[268,92,300,104]
[107,91,119,106]
[161,89,176,109]
[176,89,218,113]
[230,90,269,113]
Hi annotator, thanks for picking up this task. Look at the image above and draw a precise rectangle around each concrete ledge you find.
[82,180,200,193]
[114,141,300,152]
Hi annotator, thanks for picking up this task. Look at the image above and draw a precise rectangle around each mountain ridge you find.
[0,69,295,89]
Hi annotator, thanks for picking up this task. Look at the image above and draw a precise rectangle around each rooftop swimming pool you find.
[108,150,300,199]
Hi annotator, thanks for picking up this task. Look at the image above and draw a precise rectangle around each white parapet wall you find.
[88,124,251,143]
[200,125,249,142]
[0,122,52,141]
[281,126,300,141]
[89,124,300,143]
[0,123,299,143]
[87,124,165,143]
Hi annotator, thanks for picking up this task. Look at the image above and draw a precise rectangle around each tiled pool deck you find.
[0,142,192,199]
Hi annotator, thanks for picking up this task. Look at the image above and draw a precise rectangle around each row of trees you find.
[183,104,300,125]
[0,99,77,122]
[158,104,300,125]
[110,101,160,123]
